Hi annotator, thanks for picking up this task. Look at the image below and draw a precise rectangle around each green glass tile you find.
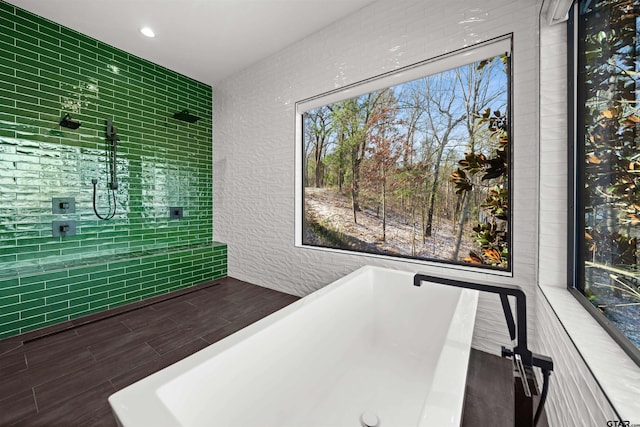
[108,259,141,271]
[88,280,122,296]
[0,277,19,289]
[21,302,57,319]
[0,311,20,327]
[70,292,107,307]
[45,287,86,304]
[69,265,108,278]
[59,303,89,319]
[154,281,175,293]
[42,300,69,315]
[19,275,45,287]
[103,294,126,308]
[0,295,19,306]
[27,269,68,283]
[5,315,46,332]
[107,286,128,298]
[108,271,141,285]
[46,313,71,324]
[19,287,53,302]
[125,288,154,301]
[124,261,154,274]
[0,1,15,15]
[70,305,102,319]
[18,281,45,295]
[92,268,123,280]
[13,296,45,311]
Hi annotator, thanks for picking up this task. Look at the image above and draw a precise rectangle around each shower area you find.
[0,7,226,339]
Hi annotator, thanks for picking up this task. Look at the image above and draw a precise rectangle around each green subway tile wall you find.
[0,1,227,338]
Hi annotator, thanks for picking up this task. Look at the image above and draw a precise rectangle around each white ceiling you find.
[7,0,377,86]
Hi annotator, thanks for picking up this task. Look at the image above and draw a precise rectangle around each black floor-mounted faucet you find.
[414,274,553,427]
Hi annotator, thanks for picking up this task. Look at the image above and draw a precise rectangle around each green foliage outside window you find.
[577,0,640,349]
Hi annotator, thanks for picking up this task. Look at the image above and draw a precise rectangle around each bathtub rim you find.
[108,265,478,427]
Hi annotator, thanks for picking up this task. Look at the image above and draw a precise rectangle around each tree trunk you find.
[351,153,360,224]
[453,191,470,260]
[314,158,323,188]
[381,164,386,241]
[425,144,446,237]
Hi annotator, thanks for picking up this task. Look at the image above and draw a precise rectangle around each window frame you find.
[294,35,514,273]
[568,0,640,367]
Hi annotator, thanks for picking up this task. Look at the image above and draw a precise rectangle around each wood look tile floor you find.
[0,277,547,426]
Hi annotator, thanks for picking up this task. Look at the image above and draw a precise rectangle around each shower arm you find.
[413,274,553,372]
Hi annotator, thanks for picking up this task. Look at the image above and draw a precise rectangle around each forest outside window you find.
[296,38,512,270]
[572,0,640,359]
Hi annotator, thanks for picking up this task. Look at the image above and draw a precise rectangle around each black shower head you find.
[60,113,81,129]
[173,110,200,123]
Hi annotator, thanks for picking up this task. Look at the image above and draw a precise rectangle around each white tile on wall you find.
[536,287,617,426]
[214,0,541,356]
[539,16,569,289]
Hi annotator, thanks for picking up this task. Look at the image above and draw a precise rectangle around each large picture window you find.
[296,38,512,270]
[573,0,640,358]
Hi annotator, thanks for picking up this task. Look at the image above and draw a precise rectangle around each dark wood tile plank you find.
[461,348,549,427]
[15,382,116,427]
[0,373,32,403]
[110,337,211,390]
[117,305,178,331]
[0,351,26,377]
[145,319,226,355]
[87,318,179,361]
[33,343,157,411]
[0,389,37,426]
[24,348,98,388]
[0,336,23,357]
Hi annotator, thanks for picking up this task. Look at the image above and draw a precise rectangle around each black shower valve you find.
[52,197,76,214]
[52,220,76,237]
[170,207,183,219]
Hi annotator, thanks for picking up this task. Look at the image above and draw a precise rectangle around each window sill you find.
[539,284,640,421]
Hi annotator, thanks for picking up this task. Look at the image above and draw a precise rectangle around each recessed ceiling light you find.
[140,27,155,38]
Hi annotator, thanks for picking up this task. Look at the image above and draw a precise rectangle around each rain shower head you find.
[172,110,200,123]
[60,113,81,129]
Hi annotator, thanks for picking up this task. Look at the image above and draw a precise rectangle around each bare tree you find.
[421,73,466,238]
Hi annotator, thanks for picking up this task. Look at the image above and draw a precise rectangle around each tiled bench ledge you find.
[0,242,227,340]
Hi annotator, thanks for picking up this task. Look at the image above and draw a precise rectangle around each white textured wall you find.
[537,10,620,426]
[536,289,618,425]
[539,7,569,290]
[214,0,541,355]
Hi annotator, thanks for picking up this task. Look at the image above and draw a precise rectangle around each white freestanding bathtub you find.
[108,265,479,427]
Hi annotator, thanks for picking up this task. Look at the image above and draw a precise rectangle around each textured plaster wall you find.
[214,0,541,355]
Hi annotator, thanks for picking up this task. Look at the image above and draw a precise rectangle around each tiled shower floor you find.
[0,277,547,426]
